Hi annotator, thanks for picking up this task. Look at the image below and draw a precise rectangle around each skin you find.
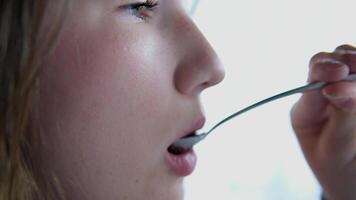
[30,0,356,199]
[291,44,356,200]
[31,0,224,200]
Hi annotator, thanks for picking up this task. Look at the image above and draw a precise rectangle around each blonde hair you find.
[0,0,67,199]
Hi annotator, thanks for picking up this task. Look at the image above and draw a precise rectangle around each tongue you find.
[168,145,187,155]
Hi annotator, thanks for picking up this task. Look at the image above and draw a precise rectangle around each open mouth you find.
[165,130,200,176]
[167,132,196,155]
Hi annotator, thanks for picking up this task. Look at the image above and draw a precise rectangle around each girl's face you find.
[34,0,224,199]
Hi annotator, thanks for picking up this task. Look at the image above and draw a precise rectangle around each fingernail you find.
[336,49,356,56]
[316,59,348,73]
[317,58,345,66]
[323,91,347,100]
[323,90,353,109]
[336,49,356,62]
[313,59,349,81]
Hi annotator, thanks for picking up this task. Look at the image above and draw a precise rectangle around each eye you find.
[121,0,159,21]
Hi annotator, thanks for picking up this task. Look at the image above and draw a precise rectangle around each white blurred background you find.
[185,1,356,199]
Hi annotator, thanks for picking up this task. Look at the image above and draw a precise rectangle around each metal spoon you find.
[168,74,356,154]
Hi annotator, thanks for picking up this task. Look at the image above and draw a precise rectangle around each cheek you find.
[45,18,169,138]
[43,24,163,145]
[35,15,178,198]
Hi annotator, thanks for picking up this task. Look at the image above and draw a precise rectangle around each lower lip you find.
[165,149,197,176]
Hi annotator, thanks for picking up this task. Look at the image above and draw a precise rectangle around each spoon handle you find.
[169,74,356,153]
[206,73,356,135]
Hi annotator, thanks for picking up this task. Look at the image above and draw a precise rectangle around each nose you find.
[173,14,225,96]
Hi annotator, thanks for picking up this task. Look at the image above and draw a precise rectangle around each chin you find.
[146,179,185,200]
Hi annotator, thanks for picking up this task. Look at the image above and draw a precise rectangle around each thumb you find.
[322,81,356,114]
[291,89,329,132]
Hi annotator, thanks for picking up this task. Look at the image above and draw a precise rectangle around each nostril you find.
[197,66,225,93]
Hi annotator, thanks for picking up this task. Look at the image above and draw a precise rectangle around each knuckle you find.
[335,44,356,54]
[310,52,330,67]
[334,45,356,72]
[310,52,344,69]
[311,52,330,61]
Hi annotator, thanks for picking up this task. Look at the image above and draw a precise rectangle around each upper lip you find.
[166,115,205,152]
[179,116,206,140]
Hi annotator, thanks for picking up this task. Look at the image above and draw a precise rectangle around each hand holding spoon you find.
[168,74,356,154]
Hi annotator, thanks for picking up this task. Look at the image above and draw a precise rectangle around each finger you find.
[322,81,356,113]
[310,59,349,82]
[319,81,356,164]
[292,49,355,132]
[291,90,329,131]
[334,44,356,73]
[309,52,349,82]
[309,52,342,70]
[291,52,343,131]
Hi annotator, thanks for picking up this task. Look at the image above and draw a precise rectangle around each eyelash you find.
[122,0,159,21]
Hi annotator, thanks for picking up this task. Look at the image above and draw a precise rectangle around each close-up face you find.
[32,0,224,199]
